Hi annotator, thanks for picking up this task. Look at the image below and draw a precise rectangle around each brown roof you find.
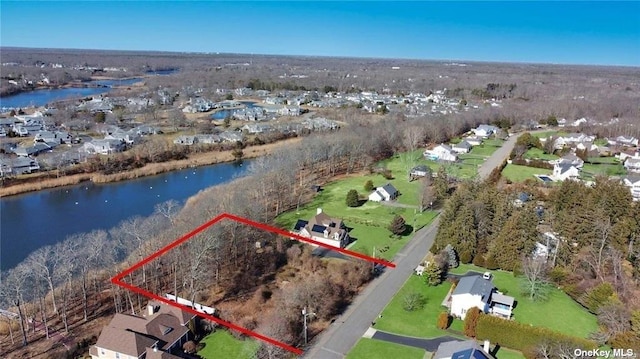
[305,211,345,238]
[93,303,193,357]
[145,347,183,359]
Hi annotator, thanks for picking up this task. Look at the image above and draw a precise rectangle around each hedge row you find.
[476,315,596,352]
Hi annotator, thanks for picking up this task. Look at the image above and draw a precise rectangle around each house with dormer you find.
[293,208,350,248]
[90,302,195,359]
[449,274,515,320]
[424,144,457,162]
[552,162,581,181]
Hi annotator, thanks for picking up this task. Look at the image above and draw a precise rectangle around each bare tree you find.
[521,256,551,301]
[417,176,435,212]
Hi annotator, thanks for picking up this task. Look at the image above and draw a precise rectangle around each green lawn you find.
[483,139,505,148]
[198,330,260,359]
[524,148,559,161]
[494,347,526,359]
[582,163,627,177]
[275,155,439,261]
[449,264,598,338]
[501,164,552,182]
[347,338,427,359]
[374,275,457,338]
[467,141,503,157]
[586,157,620,164]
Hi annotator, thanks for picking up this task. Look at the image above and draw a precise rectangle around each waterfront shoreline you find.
[0,137,300,197]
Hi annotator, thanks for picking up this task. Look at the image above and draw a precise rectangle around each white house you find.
[552,162,580,181]
[622,175,640,201]
[82,139,125,155]
[368,183,399,202]
[472,124,499,138]
[409,165,430,178]
[464,136,483,146]
[624,158,640,173]
[293,208,350,248]
[616,136,639,147]
[553,153,584,168]
[424,144,457,162]
[449,275,514,320]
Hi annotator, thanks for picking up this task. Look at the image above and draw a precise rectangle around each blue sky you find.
[1,1,638,66]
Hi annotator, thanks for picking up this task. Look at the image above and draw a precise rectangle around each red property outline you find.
[111,213,396,355]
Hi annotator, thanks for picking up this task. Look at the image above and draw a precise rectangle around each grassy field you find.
[524,148,559,161]
[449,264,598,338]
[586,157,620,164]
[198,330,260,359]
[374,275,458,338]
[275,154,439,261]
[501,164,552,182]
[467,140,504,157]
[346,338,427,359]
[582,163,627,177]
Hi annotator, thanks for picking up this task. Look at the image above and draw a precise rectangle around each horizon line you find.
[2,45,638,69]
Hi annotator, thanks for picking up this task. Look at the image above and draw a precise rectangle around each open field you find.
[374,275,456,338]
[501,164,552,182]
[581,163,627,177]
[586,157,620,164]
[347,338,426,359]
[197,330,259,359]
[449,264,598,338]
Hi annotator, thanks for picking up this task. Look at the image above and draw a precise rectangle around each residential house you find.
[464,136,483,146]
[555,153,584,168]
[449,274,515,320]
[13,143,52,157]
[616,136,639,147]
[82,139,126,155]
[173,135,197,146]
[368,183,399,202]
[0,157,12,177]
[89,302,195,359]
[242,123,272,134]
[194,134,221,144]
[277,105,302,117]
[424,144,457,162]
[624,158,640,173]
[409,165,430,179]
[554,133,596,149]
[622,175,640,201]
[451,140,472,154]
[292,208,350,248]
[34,130,72,145]
[552,162,580,181]
[616,150,639,162]
[433,340,495,359]
[471,124,499,138]
[218,131,243,143]
[10,157,40,175]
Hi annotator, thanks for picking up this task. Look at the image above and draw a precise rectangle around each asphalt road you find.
[303,216,441,359]
[477,134,519,180]
[303,134,520,358]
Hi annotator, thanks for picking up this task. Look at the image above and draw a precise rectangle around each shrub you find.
[459,250,472,264]
[549,267,568,284]
[437,312,451,330]
[402,291,426,312]
[476,314,597,352]
[388,215,406,235]
[346,189,359,207]
[472,254,485,267]
[585,282,614,313]
[463,307,482,337]
[364,180,374,192]
[485,256,499,270]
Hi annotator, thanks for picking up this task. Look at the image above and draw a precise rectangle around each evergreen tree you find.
[444,244,459,268]
[424,262,443,286]
[488,208,538,271]
[388,215,406,235]
[364,180,374,192]
[346,189,359,207]
[434,166,449,202]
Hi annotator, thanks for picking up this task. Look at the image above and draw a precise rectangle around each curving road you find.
[303,135,520,358]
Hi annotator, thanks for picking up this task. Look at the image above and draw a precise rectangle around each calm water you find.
[0,160,250,271]
[0,77,146,109]
[211,101,258,120]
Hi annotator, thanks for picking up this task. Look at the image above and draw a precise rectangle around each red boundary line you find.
[111,212,396,355]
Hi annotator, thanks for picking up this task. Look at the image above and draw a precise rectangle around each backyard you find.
[449,264,598,339]
[197,330,259,359]
[524,148,559,161]
[501,164,552,182]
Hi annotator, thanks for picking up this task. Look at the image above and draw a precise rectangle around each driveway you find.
[371,330,460,352]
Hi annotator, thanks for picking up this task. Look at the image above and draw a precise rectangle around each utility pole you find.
[302,306,315,345]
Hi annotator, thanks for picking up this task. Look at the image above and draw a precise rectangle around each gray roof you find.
[452,275,494,301]
[557,163,578,175]
[382,183,398,196]
[454,140,472,149]
[491,292,515,306]
[434,340,494,359]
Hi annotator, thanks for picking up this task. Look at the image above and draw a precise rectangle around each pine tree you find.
[488,208,538,271]
[444,244,459,268]
[346,189,359,207]
[388,215,406,235]
[424,262,443,286]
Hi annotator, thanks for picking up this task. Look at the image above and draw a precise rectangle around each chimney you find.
[147,304,156,316]
[483,340,490,354]
[316,208,323,215]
